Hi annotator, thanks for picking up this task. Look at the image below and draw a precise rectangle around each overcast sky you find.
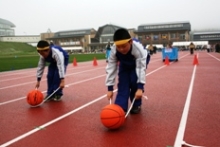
[1,0,220,35]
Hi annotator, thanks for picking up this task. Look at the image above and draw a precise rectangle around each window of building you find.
[161,34,168,40]
[100,36,113,43]
[153,35,159,40]
[171,33,176,39]
[180,34,185,40]
[145,35,151,40]
[102,26,115,34]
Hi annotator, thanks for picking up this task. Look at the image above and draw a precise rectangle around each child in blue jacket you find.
[35,40,69,101]
[105,28,147,114]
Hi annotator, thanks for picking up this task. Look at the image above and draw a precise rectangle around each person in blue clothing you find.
[105,42,111,63]
[105,28,147,114]
[35,40,69,101]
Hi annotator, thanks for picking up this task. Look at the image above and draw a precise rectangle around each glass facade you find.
[100,26,116,43]
[0,18,15,36]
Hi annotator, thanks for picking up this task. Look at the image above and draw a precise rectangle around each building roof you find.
[193,31,220,35]
[0,18,16,27]
[94,24,125,39]
[52,28,95,38]
[138,21,190,27]
[56,28,94,34]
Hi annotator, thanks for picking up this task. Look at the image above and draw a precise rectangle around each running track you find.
[0,51,220,147]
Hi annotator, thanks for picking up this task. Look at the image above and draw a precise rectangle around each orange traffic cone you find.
[193,55,199,65]
[93,57,98,66]
[164,56,169,65]
[73,57,77,66]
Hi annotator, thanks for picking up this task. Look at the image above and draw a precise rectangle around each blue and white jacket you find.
[37,45,69,81]
[105,41,147,91]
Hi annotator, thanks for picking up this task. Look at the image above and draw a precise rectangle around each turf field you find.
[0,42,105,72]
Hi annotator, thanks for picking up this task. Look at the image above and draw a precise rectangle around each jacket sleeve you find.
[105,45,118,91]
[52,48,65,79]
[36,56,46,81]
[132,42,147,89]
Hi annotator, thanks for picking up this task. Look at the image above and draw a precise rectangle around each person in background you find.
[148,44,154,55]
[207,43,211,53]
[105,28,147,114]
[105,42,111,63]
[189,42,195,55]
[215,43,220,53]
[35,40,69,101]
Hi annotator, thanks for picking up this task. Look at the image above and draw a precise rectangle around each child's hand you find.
[60,79,65,89]
[135,89,143,99]
[107,91,113,100]
[35,81,40,88]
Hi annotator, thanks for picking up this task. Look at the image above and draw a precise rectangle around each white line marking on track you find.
[207,53,220,61]
[174,64,196,146]
[0,75,106,106]
[174,53,203,147]
[0,90,117,147]
[0,67,105,89]
[1,53,189,105]
[0,53,191,146]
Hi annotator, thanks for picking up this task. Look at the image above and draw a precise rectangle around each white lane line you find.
[174,55,198,147]
[0,66,162,106]
[207,53,220,61]
[0,53,190,146]
[0,67,105,90]
[0,90,115,147]
[0,62,169,146]
[0,53,188,105]
[0,63,167,146]
[0,75,105,106]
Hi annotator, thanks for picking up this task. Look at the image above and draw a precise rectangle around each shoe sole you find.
[53,98,62,101]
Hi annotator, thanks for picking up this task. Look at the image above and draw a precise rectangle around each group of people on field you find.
[35,28,150,114]
[188,42,220,54]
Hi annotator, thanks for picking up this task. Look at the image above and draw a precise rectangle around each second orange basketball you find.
[100,104,125,129]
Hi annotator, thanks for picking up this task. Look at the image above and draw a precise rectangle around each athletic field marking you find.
[174,53,204,147]
[174,65,197,147]
[0,66,163,106]
[0,74,105,106]
[0,64,106,82]
[0,60,171,146]
[0,53,190,146]
[207,53,220,61]
[0,91,116,147]
[0,67,105,90]
[0,53,189,105]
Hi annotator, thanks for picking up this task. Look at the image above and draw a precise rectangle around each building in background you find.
[45,24,134,53]
[40,28,54,42]
[46,28,96,53]
[192,31,220,44]
[1,18,220,51]
[0,18,15,36]
[0,18,40,46]
[89,24,132,52]
[135,21,191,47]
[0,35,40,46]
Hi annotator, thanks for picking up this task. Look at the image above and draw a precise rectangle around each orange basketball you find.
[27,90,44,106]
[100,104,125,129]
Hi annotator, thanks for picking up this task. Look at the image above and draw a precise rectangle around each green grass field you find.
[0,42,105,72]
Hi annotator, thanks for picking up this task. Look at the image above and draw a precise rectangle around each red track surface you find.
[0,51,220,147]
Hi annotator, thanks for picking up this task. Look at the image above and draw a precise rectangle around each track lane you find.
[2,52,217,147]
[183,52,220,147]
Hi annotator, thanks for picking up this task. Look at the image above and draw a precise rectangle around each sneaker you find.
[130,106,141,114]
[53,95,62,101]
